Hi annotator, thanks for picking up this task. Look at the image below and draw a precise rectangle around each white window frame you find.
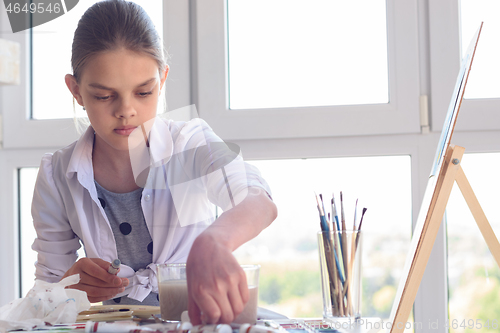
[429,0,500,133]
[0,5,86,149]
[191,0,421,141]
[0,149,50,303]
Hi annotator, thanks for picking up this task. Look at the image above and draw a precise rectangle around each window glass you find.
[460,0,500,99]
[31,0,163,120]
[227,0,388,110]
[447,152,500,331]
[233,155,411,321]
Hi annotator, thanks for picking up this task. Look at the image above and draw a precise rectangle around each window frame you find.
[0,16,80,149]
[429,0,500,133]
[1,0,167,149]
[0,149,50,303]
[192,0,421,141]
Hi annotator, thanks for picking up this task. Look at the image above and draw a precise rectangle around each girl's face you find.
[66,48,168,152]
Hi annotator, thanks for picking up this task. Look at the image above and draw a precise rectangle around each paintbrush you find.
[330,196,345,285]
[319,194,327,220]
[347,200,361,316]
[340,192,346,232]
[357,208,367,232]
[318,194,345,284]
[315,193,339,310]
[331,195,341,233]
[355,208,367,247]
[339,192,352,315]
[331,221,345,286]
[332,195,345,272]
[315,193,328,231]
[348,207,367,316]
[353,199,358,230]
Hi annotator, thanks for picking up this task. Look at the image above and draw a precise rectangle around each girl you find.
[31,0,277,325]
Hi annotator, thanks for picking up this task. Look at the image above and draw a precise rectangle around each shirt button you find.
[145,194,151,201]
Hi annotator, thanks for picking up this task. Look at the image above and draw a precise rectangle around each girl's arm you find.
[172,118,277,324]
[186,188,277,325]
[32,154,128,302]
[32,154,81,282]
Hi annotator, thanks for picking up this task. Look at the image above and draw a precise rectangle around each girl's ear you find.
[65,74,84,106]
[159,65,169,92]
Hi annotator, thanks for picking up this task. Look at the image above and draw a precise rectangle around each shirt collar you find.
[65,125,94,181]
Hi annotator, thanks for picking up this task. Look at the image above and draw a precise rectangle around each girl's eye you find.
[138,91,153,97]
[95,95,111,101]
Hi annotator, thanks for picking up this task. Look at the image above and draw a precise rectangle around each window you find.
[234,155,412,320]
[227,0,388,110]
[0,150,50,305]
[429,0,500,133]
[1,0,163,148]
[2,0,500,327]
[193,0,420,140]
[460,0,500,100]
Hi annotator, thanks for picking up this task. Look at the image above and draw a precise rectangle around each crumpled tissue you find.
[0,274,90,333]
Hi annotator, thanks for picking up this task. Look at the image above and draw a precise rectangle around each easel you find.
[388,143,500,333]
[387,21,489,332]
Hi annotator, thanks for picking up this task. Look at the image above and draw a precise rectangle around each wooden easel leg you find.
[389,145,465,333]
[455,165,500,268]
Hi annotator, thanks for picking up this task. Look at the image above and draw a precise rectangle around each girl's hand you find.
[186,232,249,325]
[62,258,129,303]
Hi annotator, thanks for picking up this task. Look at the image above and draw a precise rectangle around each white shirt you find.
[31,117,271,302]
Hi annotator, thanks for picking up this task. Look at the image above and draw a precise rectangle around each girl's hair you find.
[71,0,166,81]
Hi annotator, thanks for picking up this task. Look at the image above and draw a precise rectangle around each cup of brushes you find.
[316,192,367,322]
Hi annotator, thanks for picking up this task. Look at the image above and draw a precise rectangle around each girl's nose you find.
[115,98,136,119]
